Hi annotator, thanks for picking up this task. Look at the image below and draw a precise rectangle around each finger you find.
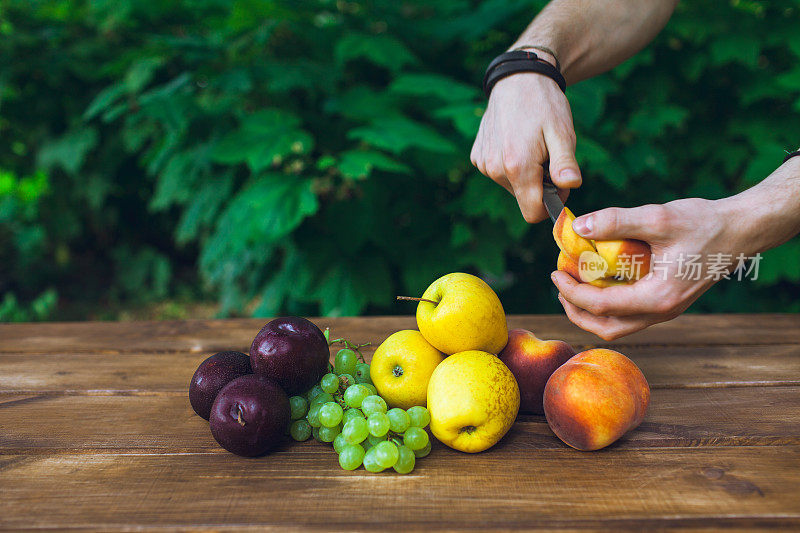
[480,120,515,194]
[557,294,652,341]
[571,204,670,242]
[510,163,547,223]
[551,270,665,317]
[543,127,581,189]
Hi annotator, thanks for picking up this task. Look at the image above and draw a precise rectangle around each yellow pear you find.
[427,350,519,453]
[370,330,445,409]
[415,273,508,355]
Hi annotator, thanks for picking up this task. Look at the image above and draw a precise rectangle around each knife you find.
[541,167,565,223]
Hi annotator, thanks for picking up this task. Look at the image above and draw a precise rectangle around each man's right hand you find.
[470,71,581,223]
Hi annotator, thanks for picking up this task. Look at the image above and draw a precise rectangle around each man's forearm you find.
[510,0,678,84]
[719,157,800,255]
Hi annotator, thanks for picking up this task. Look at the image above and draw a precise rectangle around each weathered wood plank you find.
[2,314,799,354]
[1,447,798,530]
[2,387,798,453]
[1,344,797,394]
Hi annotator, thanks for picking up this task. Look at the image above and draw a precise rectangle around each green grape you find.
[363,447,385,473]
[403,427,429,451]
[338,444,365,471]
[319,401,344,427]
[318,423,341,443]
[342,417,369,444]
[312,426,321,441]
[367,433,387,447]
[334,348,358,375]
[342,407,366,425]
[307,404,322,428]
[361,395,387,416]
[386,408,411,433]
[320,373,340,394]
[407,406,431,428]
[363,384,378,395]
[373,441,400,469]
[310,392,334,408]
[289,396,309,421]
[333,432,349,453]
[290,419,312,441]
[393,445,415,474]
[367,412,390,437]
[355,363,372,384]
[413,440,432,458]
[344,384,370,408]
[306,383,324,401]
[338,373,356,389]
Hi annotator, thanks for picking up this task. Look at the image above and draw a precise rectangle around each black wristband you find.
[483,51,566,97]
[783,150,800,163]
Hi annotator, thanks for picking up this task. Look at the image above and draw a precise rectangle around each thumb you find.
[544,129,581,189]
[572,205,668,242]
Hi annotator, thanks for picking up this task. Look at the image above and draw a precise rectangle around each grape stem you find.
[396,295,438,305]
[327,334,371,363]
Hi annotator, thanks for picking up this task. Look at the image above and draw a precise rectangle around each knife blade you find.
[541,168,565,223]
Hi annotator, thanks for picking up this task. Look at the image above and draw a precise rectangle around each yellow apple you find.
[427,350,519,453]
[415,272,508,355]
[370,330,445,409]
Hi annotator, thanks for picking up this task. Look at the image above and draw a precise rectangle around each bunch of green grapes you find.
[287,344,432,474]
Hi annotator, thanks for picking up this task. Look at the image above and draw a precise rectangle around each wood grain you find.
[2,315,799,530]
[2,387,798,453]
[1,447,798,530]
[1,343,798,395]
[2,314,799,354]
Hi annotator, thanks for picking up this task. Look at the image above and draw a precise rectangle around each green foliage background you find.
[1,0,799,321]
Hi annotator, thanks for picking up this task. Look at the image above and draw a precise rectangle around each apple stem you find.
[236,405,245,427]
[396,296,438,305]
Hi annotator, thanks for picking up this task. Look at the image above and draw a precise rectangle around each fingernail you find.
[559,168,579,183]
[572,216,592,236]
[550,272,558,283]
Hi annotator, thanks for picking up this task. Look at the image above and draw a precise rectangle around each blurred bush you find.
[1,0,799,320]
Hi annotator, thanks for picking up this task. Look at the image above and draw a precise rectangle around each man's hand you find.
[551,198,743,340]
[470,72,581,223]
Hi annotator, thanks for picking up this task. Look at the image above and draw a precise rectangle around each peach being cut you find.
[498,329,576,414]
[543,348,649,451]
[554,207,651,286]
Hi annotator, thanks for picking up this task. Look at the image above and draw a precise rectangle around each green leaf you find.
[37,127,98,175]
[212,109,312,173]
[628,105,689,137]
[568,77,614,128]
[460,175,529,239]
[335,33,418,72]
[710,35,760,67]
[201,174,319,281]
[348,117,457,155]
[389,74,479,102]
[433,103,484,137]
[84,83,126,120]
[336,150,410,179]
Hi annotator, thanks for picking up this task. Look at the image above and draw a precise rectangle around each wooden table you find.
[1,315,799,530]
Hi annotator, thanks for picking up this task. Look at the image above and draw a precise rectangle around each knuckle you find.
[502,154,525,177]
[644,204,672,234]
[586,299,609,316]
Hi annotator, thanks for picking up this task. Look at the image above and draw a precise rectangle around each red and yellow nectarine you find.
[554,207,651,286]
[498,329,576,414]
[543,348,649,451]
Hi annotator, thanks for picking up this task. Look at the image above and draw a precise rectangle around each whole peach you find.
[498,329,576,414]
[543,348,649,451]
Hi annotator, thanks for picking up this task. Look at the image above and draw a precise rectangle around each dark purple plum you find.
[249,317,329,395]
[209,374,290,457]
[189,351,252,420]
